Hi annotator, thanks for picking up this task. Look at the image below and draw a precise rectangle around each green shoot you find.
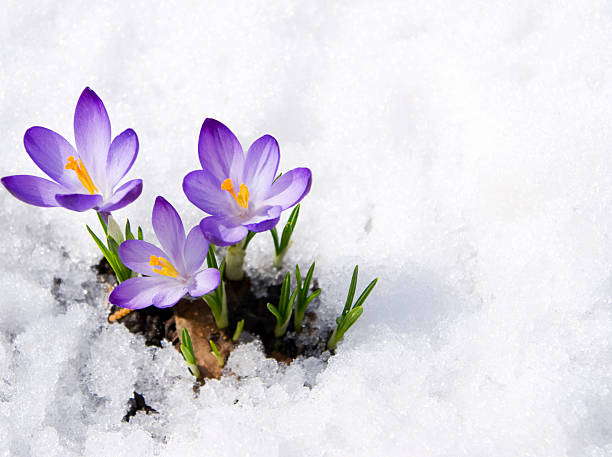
[209,340,224,368]
[242,231,256,250]
[180,328,200,379]
[327,266,378,351]
[270,204,300,268]
[202,245,228,329]
[232,319,245,342]
[87,214,141,283]
[267,272,298,338]
[293,262,322,332]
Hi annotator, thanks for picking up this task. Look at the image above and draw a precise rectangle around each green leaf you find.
[242,231,256,249]
[267,303,281,321]
[87,225,125,282]
[218,259,226,279]
[305,288,321,307]
[232,319,245,343]
[125,219,135,240]
[181,328,193,352]
[273,172,283,183]
[280,204,300,250]
[338,306,364,335]
[107,236,130,282]
[295,264,303,290]
[352,278,378,309]
[96,212,108,236]
[206,244,218,269]
[180,345,195,364]
[343,266,359,315]
[270,227,280,253]
[137,226,144,240]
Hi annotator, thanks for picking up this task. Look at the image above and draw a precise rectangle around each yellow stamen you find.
[221,178,249,209]
[149,255,179,278]
[108,307,134,323]
[65,156,98,194]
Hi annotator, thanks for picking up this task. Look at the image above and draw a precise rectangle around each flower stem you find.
[202,279,228,329]
[273,240,293,269]
[225,241,246,281]
[327,327,339,351]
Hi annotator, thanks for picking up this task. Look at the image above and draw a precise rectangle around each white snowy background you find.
[2,1,612,455]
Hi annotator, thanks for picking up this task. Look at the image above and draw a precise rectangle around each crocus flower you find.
[109,196,220,309]
[1,87,142,213]
[183,118,312,246]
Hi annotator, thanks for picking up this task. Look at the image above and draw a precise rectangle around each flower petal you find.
[182,169,234,216]
[109,276,179,310]
[199,215,248,246]
[242,205,282,232]
[1,175,63,207]
[74,87,111,187]
[183,226,209,275]
[98,179,143,213]
[23,127,80,190]
[107,128,139,188]
[152,196,186,271]
[55,193,103,212]
[198,118,245,181]
[188,268,221,297]
[264,167,312,210]
[118,239,168,276]
[242,134,279,196]
[152,285,188,308]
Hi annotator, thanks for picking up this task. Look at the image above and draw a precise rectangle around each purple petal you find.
[188,268,221,297]
[183,226,209,275]
[55,193,103,212]
[264,167,312,210]
[152,285,188,308]
[23,127,80,190]
[242,135,279,195]
[182,169,234,216]
[1,175,64,207]
[198,118,245,181]
[97,179,143,213]
[199,216,248,247]
[118,239,169,276]
[74,87,111,187]
[107,129,139,188]
[109,276,180,310]
[152,196,186,271]
[243,205,282,232]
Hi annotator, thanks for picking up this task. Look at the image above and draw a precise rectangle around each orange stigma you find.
[221,178,249,209]
[149,255,179,278]
[65,156,98,194]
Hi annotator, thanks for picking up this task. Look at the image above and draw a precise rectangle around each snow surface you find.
[2,1,612,455]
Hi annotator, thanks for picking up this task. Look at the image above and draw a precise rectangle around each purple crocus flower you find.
[1,87,142,213]
[183,118,312,246]
[109,196,220,309]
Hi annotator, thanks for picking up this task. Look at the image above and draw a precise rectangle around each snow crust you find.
[2,1,612,455]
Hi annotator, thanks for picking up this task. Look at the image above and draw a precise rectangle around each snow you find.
[2,0,612,455]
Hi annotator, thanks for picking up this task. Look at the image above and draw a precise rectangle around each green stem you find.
[202,281,228,330]
[327,327,339,351]
[273,240,293,269]
[187,362,201,379]
[225,241,246,280]
[274,318,291,338]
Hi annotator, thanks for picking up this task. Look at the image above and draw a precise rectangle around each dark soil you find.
[96,258,328,373]
[123,392,158,422]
